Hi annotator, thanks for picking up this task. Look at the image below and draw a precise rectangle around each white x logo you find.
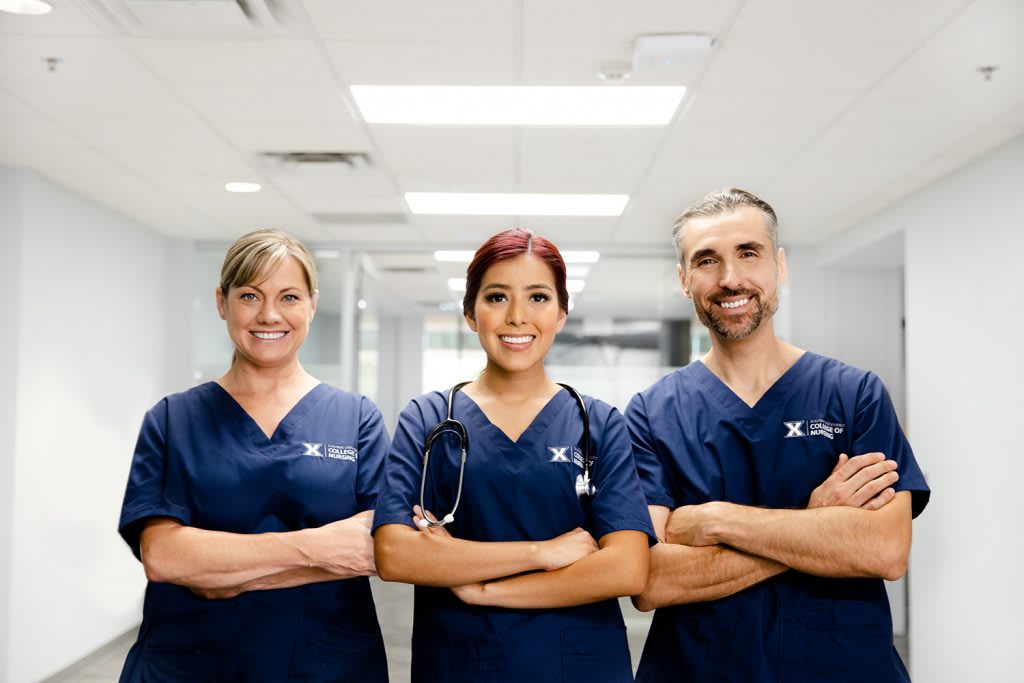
[303,442,323,457]
[548,447,571,462]
[783,421,806,438]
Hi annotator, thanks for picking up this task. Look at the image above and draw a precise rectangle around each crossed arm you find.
[138,510,377,598]
[633,453,912,611]
[375,506,649,609]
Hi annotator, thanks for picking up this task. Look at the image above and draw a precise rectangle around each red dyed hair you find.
[463,227,569,318]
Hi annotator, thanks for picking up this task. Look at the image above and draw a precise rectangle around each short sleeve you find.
[588,401,658,545]
[117,400,192,559]
[371,398,431,533]
[853,373,930,518]
[355,396,391,511]
[624,392,677,509]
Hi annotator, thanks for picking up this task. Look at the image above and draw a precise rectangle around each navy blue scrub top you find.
[626,352,930,683]
[117,382,390,683]
[373,388,656,683]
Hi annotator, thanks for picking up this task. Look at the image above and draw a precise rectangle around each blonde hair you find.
[219,229,318,295]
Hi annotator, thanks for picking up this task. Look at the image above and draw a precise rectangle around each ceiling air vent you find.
[80,0,308,36]
[259,152,374,175]
[381,266,432,274]
[312,213,407,225]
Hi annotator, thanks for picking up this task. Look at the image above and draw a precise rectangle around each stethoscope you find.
[417,381,593,528]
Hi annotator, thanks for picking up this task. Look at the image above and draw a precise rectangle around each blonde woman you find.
[117,230,389,682]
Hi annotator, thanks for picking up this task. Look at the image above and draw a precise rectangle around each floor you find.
[47,579,909,682]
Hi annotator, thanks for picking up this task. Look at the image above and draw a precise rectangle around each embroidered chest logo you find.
[783,421,806,438]
[548,446,584,468]
[783,419,845,440]
[303,443,358,462]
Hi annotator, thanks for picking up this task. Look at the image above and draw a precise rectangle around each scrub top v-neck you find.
[374,387,656,683]
[626,352,930,683]
[118,381,391,683]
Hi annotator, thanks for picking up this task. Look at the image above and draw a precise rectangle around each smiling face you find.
[216,256,318,370]
[465,253,567,378]
[679,205,787,342]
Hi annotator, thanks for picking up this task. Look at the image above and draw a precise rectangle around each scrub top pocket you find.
[560,628,633,683]
[411,633,504,683]
[779,600,907,683]
[286,616,388,683]
[131,614,238,683]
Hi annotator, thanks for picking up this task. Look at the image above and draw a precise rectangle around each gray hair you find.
[671,188,779,266]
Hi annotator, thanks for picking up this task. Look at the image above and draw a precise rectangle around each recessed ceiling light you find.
[407,193,628,217]
[357,299,368,310]
[0,0,52,15]
[225,182,261,193]
[567,280,586,293]
[448,278,467,292]
[351,86,685,126]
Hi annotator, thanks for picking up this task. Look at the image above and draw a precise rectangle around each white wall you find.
[0,168,184,682]
[0,167,25,681]
[821,133,1024,681]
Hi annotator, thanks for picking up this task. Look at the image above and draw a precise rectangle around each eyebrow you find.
[689,242,767,264]
[481,282,554,291]
[237,283,303,293]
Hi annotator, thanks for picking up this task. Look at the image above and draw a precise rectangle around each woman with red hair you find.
[374,228,655,682]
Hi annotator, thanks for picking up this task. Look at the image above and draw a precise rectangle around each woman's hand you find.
[411,506,487,604]
[305,510,377,577]
[536,527,599,571]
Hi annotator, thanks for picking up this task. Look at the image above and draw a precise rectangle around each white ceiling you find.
[2,0,1022,317]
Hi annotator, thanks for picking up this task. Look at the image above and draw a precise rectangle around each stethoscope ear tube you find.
[419,381,594,530]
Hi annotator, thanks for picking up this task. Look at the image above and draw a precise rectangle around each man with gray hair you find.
[625,188,930,682]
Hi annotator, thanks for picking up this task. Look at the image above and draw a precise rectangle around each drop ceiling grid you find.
[324,40,519,85]
[521,0,737,43]
[727,0,975,43]
[117,38,338,87]
[300,0,519,42]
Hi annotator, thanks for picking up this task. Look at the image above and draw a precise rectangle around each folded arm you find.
[677,491,912,580]
[374,516,598,587]
[456,530,649,609]
[139,510,376,592]
[632,506,786,611]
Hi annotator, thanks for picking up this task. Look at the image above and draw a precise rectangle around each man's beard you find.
[693,288,778,340]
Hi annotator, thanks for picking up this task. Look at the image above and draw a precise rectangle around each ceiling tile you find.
[880,40,1024,90]
[523,0,735,42]
[270,174,396,197]
[178,84,354,124]
[728,0,971,42]
[290,194,404,214]
[218,121,372,152]
[120,38,337,86]
[326,41,517,85]
[323,224,423,244]
[0,35,152,82]
[933,0,1024,41]
[104,143,255,177]
[0,3,106,36]
[4,79,195,120]
[302,0,517,41]
[702,41,914,90]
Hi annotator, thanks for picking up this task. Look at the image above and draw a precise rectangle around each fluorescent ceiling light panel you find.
[561,251,600,264]
[352,86,685,126]
[566,265,591,278]
[566,280,586,293]
[434,250,477,262]
[0,0,52,15]
[225,182,261,193]
[448,278,467,292]
[407,193,627,217]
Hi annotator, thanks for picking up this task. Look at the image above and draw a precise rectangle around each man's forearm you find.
[696,492,912,580]
[633,543,786,611]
